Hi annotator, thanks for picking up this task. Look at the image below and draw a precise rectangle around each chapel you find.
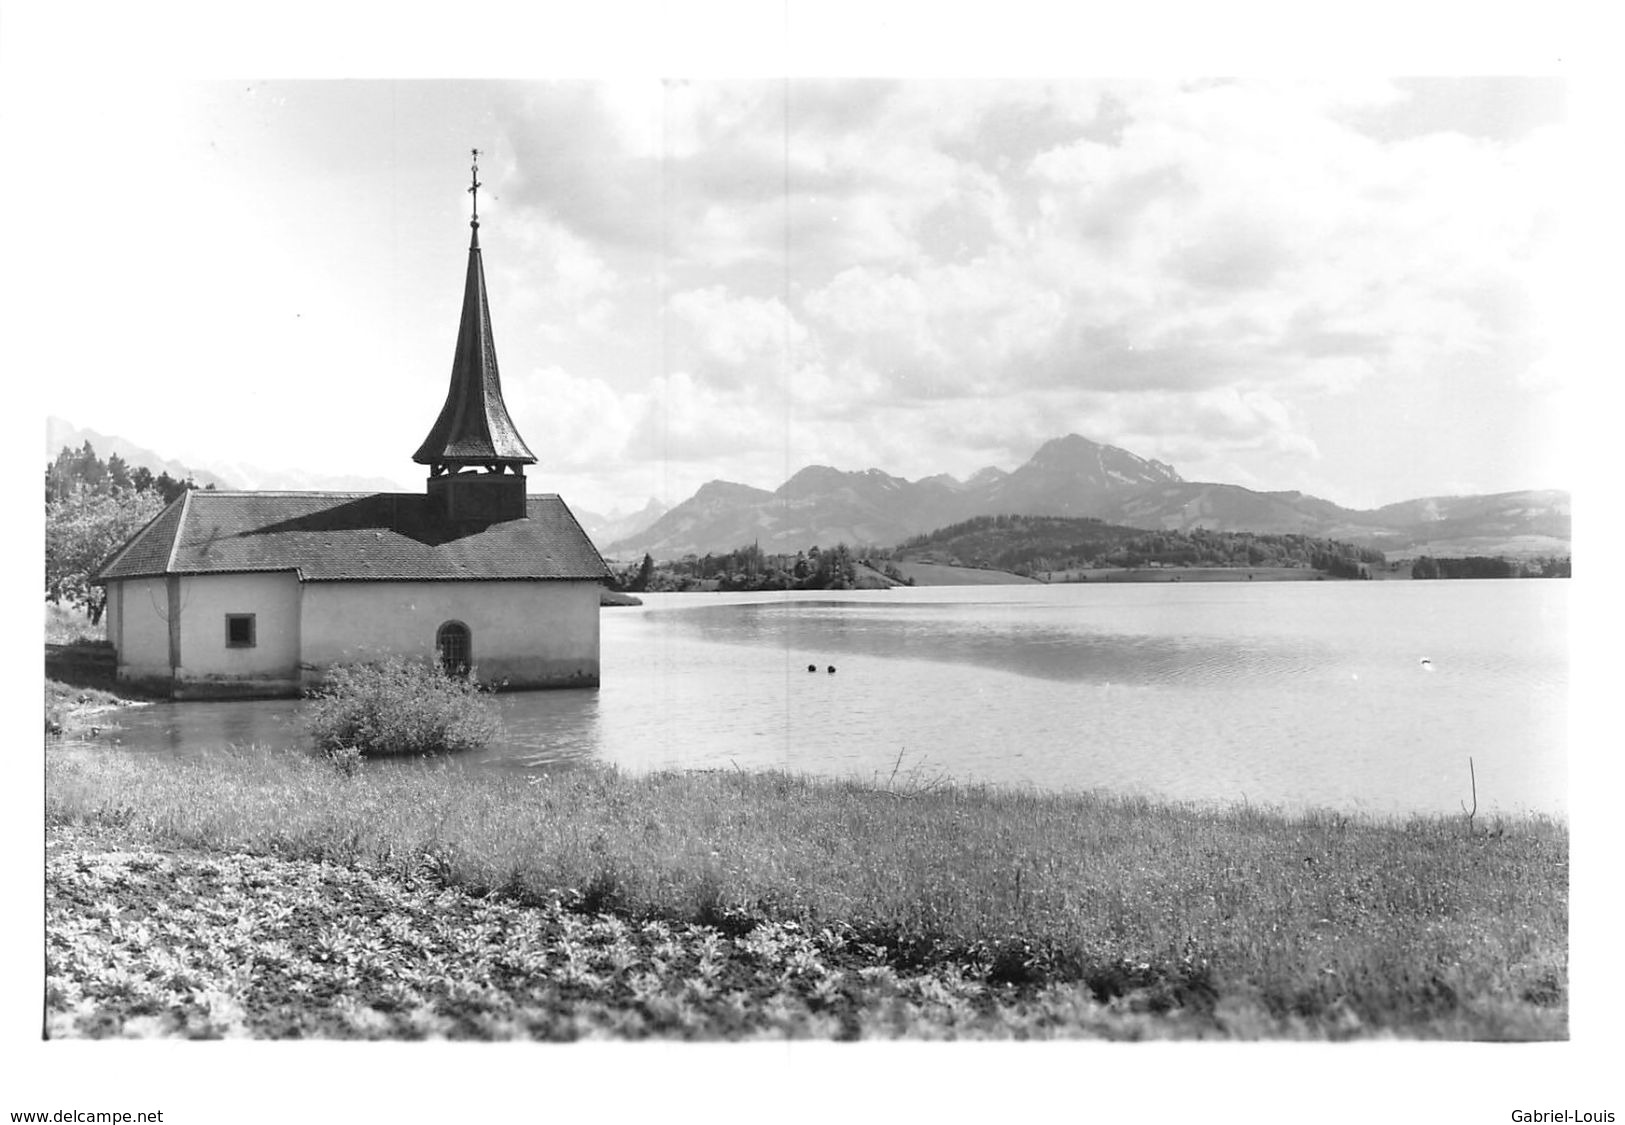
[93,155,612,699]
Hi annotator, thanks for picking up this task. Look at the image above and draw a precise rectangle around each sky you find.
[9,72,1572,515]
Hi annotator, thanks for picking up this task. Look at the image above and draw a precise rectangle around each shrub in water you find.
[305,657,501,758]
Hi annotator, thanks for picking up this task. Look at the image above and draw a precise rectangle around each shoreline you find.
[45,679,151,738]
[1055,565,1343,583]
[634,562,1361,590]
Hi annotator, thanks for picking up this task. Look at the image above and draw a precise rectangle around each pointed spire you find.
[414,150,537,471]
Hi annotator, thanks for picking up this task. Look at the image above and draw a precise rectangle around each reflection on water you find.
[97,581,1567,816]
[668,598,1329,685]
[110,697,307,761]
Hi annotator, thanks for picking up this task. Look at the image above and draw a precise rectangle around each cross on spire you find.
[468,148,482,227]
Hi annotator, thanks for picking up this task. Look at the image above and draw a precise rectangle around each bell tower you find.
[414,149,537,522]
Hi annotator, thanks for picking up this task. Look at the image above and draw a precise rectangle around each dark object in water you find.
[808,664,817,673]
[827,665,837,674]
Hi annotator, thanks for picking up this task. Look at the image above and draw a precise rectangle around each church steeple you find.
[416,151,536,522]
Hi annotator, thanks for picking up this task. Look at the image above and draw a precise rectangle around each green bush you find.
[305,657,501,758]
[46,690,67,738]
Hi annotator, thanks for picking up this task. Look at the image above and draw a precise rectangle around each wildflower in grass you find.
[325,744,364,777]
[626,972,663,1005]
[601,938,639,974]
[783,945,826,978]
[810,974,843,1006]
[857,965,898,989]
[555,945,603,990]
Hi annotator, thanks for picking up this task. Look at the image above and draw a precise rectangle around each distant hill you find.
[47,417,408,494]
[608,433,1569,559]
[608,479,780,559]
[47,417,234,491]
[1358,491,1572,556]
[573,498,669,553]
[1092,483,1570,555]
[895,514,1386,578]
[611,434,1184,557]
[975,435,1181,515]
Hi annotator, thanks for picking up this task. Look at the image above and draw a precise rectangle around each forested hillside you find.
[894,515,1387,579]
[614,542,902,593]
[1411,555,1570,579]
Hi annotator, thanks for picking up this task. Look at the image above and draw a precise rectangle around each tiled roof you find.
[96,492,189,577]
[94,490,611,583]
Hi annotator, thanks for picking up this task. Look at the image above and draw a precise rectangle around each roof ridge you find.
[196,489,390,497]
[165,489,194,573]
[550,496,595,543]
[91,491,186,582]
[176,488,560,498]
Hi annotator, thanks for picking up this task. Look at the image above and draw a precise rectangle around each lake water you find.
[100,582,1568,817]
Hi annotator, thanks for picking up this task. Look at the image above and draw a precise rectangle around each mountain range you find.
[607,434,1570,561]
[569,499,671,550]
[48,417,413,495]
[48,418,1568,562]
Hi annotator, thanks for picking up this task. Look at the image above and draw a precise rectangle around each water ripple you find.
[98,582,1567,816]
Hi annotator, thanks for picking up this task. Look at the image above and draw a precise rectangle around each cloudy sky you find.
[11,70,1569,516]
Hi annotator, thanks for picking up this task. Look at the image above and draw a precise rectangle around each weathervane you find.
[469,148,482,227]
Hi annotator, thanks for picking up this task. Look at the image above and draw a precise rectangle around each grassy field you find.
[890,561,1042,586]
[44,737,1567,1040]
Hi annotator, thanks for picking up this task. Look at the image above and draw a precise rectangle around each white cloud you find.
[624,371,784,464]
[509,366,638,470]
[668,287,810,384]
[29,78,1566,511]
[499,215,624,338]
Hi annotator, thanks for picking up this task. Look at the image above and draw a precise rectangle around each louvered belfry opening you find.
[415,153,536,524]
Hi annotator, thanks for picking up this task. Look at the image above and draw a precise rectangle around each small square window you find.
[226,614,256,648]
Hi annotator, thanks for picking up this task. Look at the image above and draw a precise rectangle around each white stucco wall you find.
[105,582,122,650]
[175,571,303,685]
[108,576,174,682]
[106,574,602,694]
[107,571,303,694]
[299,580,601,688]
